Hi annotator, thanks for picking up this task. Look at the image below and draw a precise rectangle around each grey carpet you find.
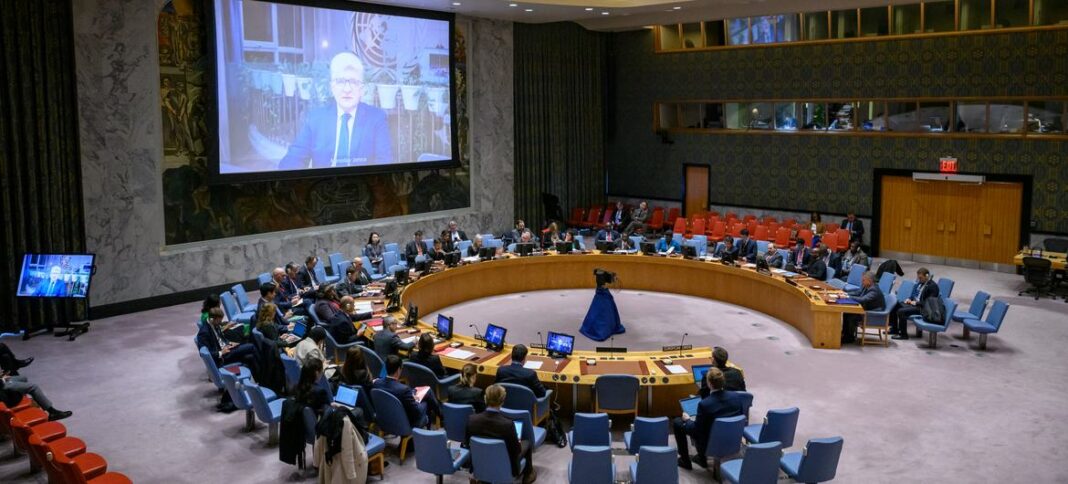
[1,259,1067,483]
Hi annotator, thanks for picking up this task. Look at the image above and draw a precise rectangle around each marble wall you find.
[73,0,514,306]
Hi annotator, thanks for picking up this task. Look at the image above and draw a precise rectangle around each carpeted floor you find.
[1,260,1067,483]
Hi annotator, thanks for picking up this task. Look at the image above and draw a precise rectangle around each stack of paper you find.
[355,302,374,313]
[664,365,687,375]
[523,360,544,370]
[443,348,475,360]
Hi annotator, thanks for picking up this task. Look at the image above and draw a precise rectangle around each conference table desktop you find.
[353,249,862,416]
[1013,250,1067,271]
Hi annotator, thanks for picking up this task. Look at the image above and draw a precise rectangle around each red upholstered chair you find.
[29,433,88,482]
[708,221,727,242]
[645,207,664,234]
[690,218,706,239]
[597,207,616,229]
[51,447,132,484]
[782,218,797,229]
[743,215,757,223]
[726,211,738,220]
[767,221,780,237]
[0,396,33,436]
[0,400,48,441]
[825,222,840,233]
[754,225,769,242]
[729,222,745,238]
[14,420,85,473]
[797,229,814,247]
[746,220,759,236]
[567,207,586,227]
[835,228,852,249]
[822,231,838,251]
[580,206,602,229]
[707,210,720,218]
[671,217,687,236]
[774,227,791,247]
[763,215,777,225]
[664,207,680,230]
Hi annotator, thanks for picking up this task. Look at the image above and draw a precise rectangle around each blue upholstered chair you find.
[306,305,324,327]
[824,266,836,282]
[962,300,1010,350]
[720,441,783,484]
[371,388,417,463]
[500,408,546,449]
[629,445,678,484]
[334,260,352,282]
[297,406,318,469]
[423,238,436,252]
[403,361,460,402]
[382,251,400,273]
[384,242,399,254]
[327,252,345,278]
[829,264,866,292]
[457,240,473,254]
[315,259,339,284]
[780,436,844,484]
[568,445,615,484]
[280,354,300,393]
[877,272,896,294]
[412,428,470,484]
[506,243,517,253]
[220,291,254,324]
[859,293,897,347]
[244,381,283,444]
[365,433,387,478]
[896,279,917,303]
[499,383,552,426]
[257,272,272,287]
[705,415,746,477]
[624,416,669,455]
[323,330,362,363]
[685,236,708,256]
[744,407,799,448]
[910,298,958,348]
[358,345,386,379]
[627,235,643,253]
[480,233,495,243]
[756,240,769,256]
[937,277,955,298]
[952,290,990,338]
[442,403,474,443]
[567,413,611,450]
[198,345,249,390]
[737,391,755,423]
[388,264,406,276]
[231,283,257,313]
[593,374,639,417]
[776,249,790,269]
[485,239,504,250]
[362,256,386,281]
[218,370,256,431]
[470,437,525,484]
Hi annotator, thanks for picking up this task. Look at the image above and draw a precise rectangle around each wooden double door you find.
[879,175,1023,265]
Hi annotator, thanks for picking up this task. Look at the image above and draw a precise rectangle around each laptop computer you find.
[691,364,712,388]
[679,396,700,416]
[334,384,359,408]
[291,321,308,338]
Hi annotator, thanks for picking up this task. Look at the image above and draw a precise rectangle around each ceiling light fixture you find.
[525,8,533,12]
[509,3,518,7]
[452,1,461,5]
[673,6,682,9]
[601,11,609,15]
[585,7,593,11]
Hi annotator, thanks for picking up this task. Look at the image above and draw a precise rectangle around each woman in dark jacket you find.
[407,333,446,377]
[294,358,331,416]
[446,364,485,413]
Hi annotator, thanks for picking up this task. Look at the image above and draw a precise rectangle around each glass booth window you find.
[703,103,725,129]
[924,0,957,32]
[855,101,885,131]
[775,103,798,130]
[918,101,953,132]
[705,20,727,47]
[658,103,679,130]
[680,103,703,128]
[989,101,1025,133]
[798,102,824,129]
[995,0,1030,28]
[892,3,922,34]
[832,9,859,38]
[729,18,750,45]
[1027,101,1065,134]
[886,101,923,132]
[861,6,890,36]
[804,12,830,40]
[1034,0,1068,26]
[681,23,703,48]
[959,0,993,30]
[725,102,773,129]
[777,14,801,42]
[750,16,776,44]
[957,102,989,132]
[828,103,854,130]
[659,25,682,50]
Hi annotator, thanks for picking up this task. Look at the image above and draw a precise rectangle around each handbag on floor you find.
[922,297,946,325]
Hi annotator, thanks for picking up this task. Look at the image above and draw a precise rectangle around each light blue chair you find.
[780,436,844,484]
[371,388,418,463]
[574,235,587,250]
[896,279,917,304]
[220,291,254,324]
[877,272,896,294]
[685,236,708,256]
[824,266,836,282]
[624,416,669,455]
[358,345,386,378]
[705,415,746,476]
[366,433,387,477]
[231,284,257,312]
[280,354,300,393]
[480,233,495,243]
[568,445,615,484]
[737,391,755,423]
[315,259,339,284]
[442,403,474,443]
[197,345,250,390]
[362,256,386,281]
[952,290,990,339]
[457,240,473,254]
[485,239,504,250]
[910,298,959,348]
[298,406,317,469]
[384,242,399,254]
[720,441,783,484]
[423,238,436,252]
[500,408,546,449]
[382,251,400,273]
[829,264,866,292]
[594,374,639,417]
[327,253,345,277]
[629,445,678,484]
[744,407,799,448]
[962,300,1009,350]
[403,361,461,402]
[470,437,525,484]
[388,264,406,276]
[244,381,283,444]
[776,249,790,269]
[334,260,353,282]
[567,413,611,450]
[499,383,552,426]
[859,293,897,346]
[324,330,362,363]
[218,370,256,431]
[257,272,272,287]
[937,277,955,298]
[306,305,324,327]
[628,235,643,252]
[412,428,470,484]
[506,243,517,253]
[756,240,769,256]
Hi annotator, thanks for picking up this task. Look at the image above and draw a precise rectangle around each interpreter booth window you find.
[989,101,1025,133]
[1026,101,1066,134]
[679,103,704,129]
[659,24,683,50]
[854,101,885,131]
[918,101,953,132]
[892,3,923,34]
[776,14,801,42]
[703,103,725,129]
[705,21,727,47]
[886,101,923,132]
[827,103,854,130]
[860,6,890,37]
[1034,0,1068,25]
[657,104,680,130]
[924,0,957,32]
[681,22,703,49]
[797,102,824,130]
[729,18,750,45]
[750,16,776,44]
[957,102,990,132]
[959,0,994,30]
[775,103,798,131]
[832,9,859,38]
[725,103,772,129]
[995,0,1030,28]
[804,12,830,40]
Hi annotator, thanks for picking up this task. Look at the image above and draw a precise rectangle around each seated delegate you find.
[656,232,682,254]
[407,333,446,378]
[494,344,546,398]
[447,364,485,413]
[464,384,534,483]
[673,368,746,470]
[373,355,438,427]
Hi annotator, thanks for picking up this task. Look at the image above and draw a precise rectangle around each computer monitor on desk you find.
[484,324,507,352]
[682,245,698,259]
[545,331,575,358]
[444,251,461,267]
[595,241,615,252]
[640,241,656,255]
[555,241,573,254]
[516,243,535,257]
[479,246,495,261]
[436,314,453,340]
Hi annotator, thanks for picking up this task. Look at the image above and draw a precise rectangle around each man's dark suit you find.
[335,272,370,297]
[196,322,255,367]
[892,279,940,336]
[296,266,318,290]
[372,376,428,428]
[804,258,827,281]
[841,218,865,242]
[787,246,810,270]
[765,251,784,268]
[844,284,885,343]
[736,237,758,262]
[595,229,621,249]
[610,206,631,230]
[278,102,393,170]
[494,362,547,398]
[699,367,746,396]
[373,328,414,364]
[448,230,468,242]
[464,408,530,478]
[36,278,67,297]
[405,240,426,265]
[672,390,746,463]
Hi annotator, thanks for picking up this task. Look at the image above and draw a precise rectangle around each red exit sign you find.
[940,157,958,173]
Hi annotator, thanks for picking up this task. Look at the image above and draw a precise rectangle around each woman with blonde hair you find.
[446,363,485,412]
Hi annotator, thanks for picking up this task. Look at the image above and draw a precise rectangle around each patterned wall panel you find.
[606,29,1068,233]
[157,0,471,245]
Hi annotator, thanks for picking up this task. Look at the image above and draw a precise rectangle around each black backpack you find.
[543,411,568,448]
[922,297,947,325]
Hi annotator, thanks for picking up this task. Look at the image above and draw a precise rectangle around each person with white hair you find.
[278,51,393,169]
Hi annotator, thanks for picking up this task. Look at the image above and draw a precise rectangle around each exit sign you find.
[940,157,958,173]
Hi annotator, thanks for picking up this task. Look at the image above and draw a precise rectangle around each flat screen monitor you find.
[17,254,96,298]
[595,241,614,252]
[406,302,419,327]
[484,323,506,351]
[682,244,698,259]
[334,385,359,408]
[436,314,453,340]
[640,241,656,255]
[516,243,534,257]
[207,0,458,183]
[479,246,495,261]
[545,331,575,357]
[394,268,410,285]
[444,250,461,267]
[691,364,713,387]
[555,241,573,254]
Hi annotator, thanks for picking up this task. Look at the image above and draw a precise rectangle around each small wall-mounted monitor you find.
[17,253,96,299]
[484,323,507,351]
[436,314,454,339]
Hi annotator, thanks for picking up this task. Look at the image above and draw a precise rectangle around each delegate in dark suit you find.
[373,327,414,364]
[296,266,319,290]
[196,322,255,367]
[447,385,486,413]
[405,240,427,265]
[408,352,446,378]
[464,408,529,478]
[278,102,393,170]
[844,283,885,343]
[786,246,810,271]
[256,298,289,334]
[841,217,865,242]
[673,390,746,465]
[36,278,67,297]
[735,237,758,263]
[494,362,547,398]
[804,257,827,281]
[372,376,429,428]
[892,278,940,338]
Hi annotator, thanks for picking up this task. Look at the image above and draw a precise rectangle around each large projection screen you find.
[207,0,457,183]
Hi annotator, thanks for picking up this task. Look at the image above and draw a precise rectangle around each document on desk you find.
[463,256,480,263]
[523,360,544,370]
[664,365,687,375]
[401,336,418,344]
[444,349,475,360]
[355,302,374,314]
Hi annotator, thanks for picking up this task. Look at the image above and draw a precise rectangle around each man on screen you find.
[36,266,67,297]
[278,52,393,170]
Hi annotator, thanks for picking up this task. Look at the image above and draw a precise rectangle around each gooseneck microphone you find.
[609,335,616,360]
[470,323,484,347]
[679,332,688,358]
[538,331,545,356]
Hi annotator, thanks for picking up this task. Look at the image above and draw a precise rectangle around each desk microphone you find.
[538,331,545,356]
[609,336,616,360]
[469,323,483,347]
[679,332,688,358]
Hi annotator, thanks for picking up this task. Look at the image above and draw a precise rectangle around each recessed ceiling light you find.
[585,7,593,11]
[673,6,682,9]
[601,11,609,15]
[452,1,461,5]
[525,8,533,12]
[509,3,518,7]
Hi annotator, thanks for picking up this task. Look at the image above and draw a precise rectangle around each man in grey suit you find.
[623,201,650,235]
[844,272,884,344]
[373,317,414,363]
